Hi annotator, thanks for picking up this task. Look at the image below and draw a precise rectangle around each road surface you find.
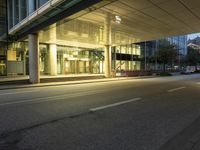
[0,74,200,150]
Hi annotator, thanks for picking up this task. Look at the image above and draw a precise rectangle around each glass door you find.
[64,60,76,74]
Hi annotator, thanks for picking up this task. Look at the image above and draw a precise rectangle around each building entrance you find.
[64,59,91,74]
[64,60,76,74]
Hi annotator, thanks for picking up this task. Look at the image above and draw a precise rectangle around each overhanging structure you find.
[8,0,200,42]
[4,0,200,83]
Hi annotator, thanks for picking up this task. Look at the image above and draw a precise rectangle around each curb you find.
[0,76,156,90]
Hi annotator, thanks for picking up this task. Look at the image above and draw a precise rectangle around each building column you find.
[48,24,57,76]
[23,50,27,75]
[104,14,112,77]
[29,34,40,84]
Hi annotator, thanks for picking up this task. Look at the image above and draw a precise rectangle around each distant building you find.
[187,37,200,53]
[132,36,187,71]
[188,37,200,46]
[187,43,200,51]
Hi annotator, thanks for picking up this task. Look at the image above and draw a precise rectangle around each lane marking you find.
[0,90,104,106]
[90,98,142,112]
[0,90,39,96]
[168,87,186,92]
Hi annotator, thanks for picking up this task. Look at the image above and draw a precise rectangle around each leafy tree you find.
[168,47,179,68]
[157,41,178,72]
[186,47,200,68]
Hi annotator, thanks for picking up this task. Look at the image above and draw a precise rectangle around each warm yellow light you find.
[115,15,122,24]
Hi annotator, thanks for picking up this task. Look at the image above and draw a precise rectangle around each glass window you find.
[20,0,27,21]
[13,0,19,25]
[8,0,13,28]
[121,46,127,54]
[0,0,6,35]
[0,42,6,76]
[28,0,37,14]
[38,0,49,7]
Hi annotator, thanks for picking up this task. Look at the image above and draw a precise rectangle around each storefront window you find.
[7,42,27,75]
[0,43,6,76]
[55,46,103,75]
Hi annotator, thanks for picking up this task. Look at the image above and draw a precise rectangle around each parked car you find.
[181,66,196,74]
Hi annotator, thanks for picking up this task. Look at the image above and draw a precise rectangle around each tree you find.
[168,47,179,68]
[186,47,200,69]
[157,42,178,72]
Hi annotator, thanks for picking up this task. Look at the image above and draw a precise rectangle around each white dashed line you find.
[90,98,142,112]
[168,87,186,92]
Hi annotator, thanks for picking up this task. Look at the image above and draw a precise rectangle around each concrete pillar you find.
[48,24,57,76]
[23,50,27,75]
[104,14,112,77]
[29,34,40,84]
[49,44,57,75]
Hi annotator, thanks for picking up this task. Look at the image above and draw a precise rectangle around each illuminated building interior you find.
[2,0,194,81]
[6,6,143,76]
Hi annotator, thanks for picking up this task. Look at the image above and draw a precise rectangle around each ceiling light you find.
[115,15,122,24]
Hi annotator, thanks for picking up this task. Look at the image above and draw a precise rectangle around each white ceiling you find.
[79,0,200,42]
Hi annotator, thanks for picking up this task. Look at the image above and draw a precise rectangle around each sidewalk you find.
[0,74,104,82]
[0,74,105,85]
[0,74,155,90]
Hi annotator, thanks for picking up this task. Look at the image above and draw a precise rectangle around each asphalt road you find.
[0,74,200,150]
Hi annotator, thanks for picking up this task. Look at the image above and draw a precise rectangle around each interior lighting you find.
[115,15,122,24]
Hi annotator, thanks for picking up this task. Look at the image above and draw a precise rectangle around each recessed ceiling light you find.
[115,15,122,24]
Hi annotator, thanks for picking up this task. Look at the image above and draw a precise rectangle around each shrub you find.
[159,72,172,76]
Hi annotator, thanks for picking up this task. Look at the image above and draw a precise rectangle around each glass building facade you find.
[7,0,49,29]
[3,0,188,78]
[112,44,141,72]
[136,36,187,71]
[0,0,7,76]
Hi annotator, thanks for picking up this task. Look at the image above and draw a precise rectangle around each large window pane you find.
[38,0,49,7]
[13,0,19,25]
[28,0,36,14]
[8,0,13,28]
[20,0,27,21]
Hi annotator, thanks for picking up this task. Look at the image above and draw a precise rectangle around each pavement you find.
[0,74,105,84]
[0,74,156,90]
[0,74,200,149]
